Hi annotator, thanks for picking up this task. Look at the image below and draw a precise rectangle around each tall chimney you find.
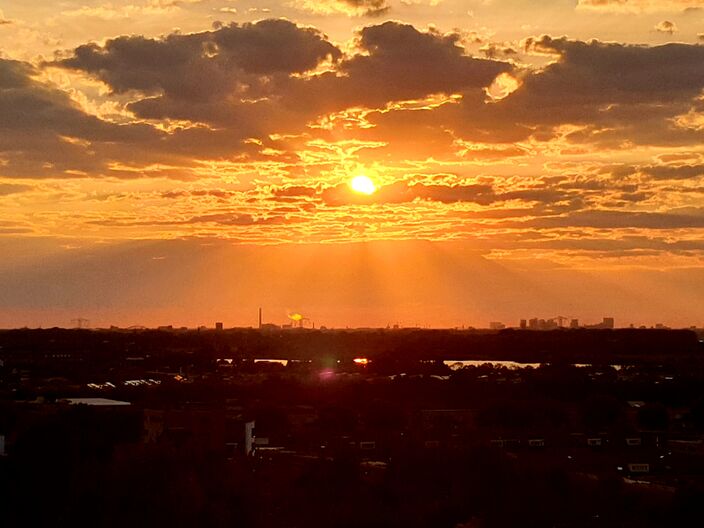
[258,307,262,329]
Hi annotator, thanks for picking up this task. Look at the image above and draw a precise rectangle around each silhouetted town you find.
[2,326,704,527]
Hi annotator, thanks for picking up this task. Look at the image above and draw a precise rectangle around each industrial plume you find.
[288,313,309,329]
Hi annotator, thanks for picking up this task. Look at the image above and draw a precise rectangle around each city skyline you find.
[36,314,699,332]
[1,237,702,329]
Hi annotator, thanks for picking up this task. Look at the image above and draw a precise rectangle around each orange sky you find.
[1,1,704,328]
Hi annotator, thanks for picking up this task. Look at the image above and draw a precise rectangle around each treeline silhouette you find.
[4,363,704,527]
[1,328,700,365]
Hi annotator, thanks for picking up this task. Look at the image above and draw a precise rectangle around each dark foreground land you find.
[1,328,704,527]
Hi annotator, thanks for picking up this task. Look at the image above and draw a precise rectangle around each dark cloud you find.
[87,212,279,228]
[272,185,319,198]
[655,20,678,34]
[160,190,238,200]
[55,19,340,104]
[7,21,704,183]
[50,20,344,139]
[319,181,496,206]
[407,182,498,205]
[0,60,146,141]
[54,20,511,134]
[311,180,580,208]
[577,0,704,13]
[499,188,573,204]
[617,192,651,202]
[265,175,603,212]
[334,22,510,104]
[0,58,162,178]
[480,43,519,58]
[642,164,704,180]
[515,236,704,253]
[517,36,704,109]
[340,0,391,16]
[293,0,391,17]
[385,36,704,146]
[186,213,294,226]
[185,213,259,226]
[515,208,704,229]
[0,183,31,195]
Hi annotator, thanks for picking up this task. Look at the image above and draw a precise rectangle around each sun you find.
[350,175,377,195]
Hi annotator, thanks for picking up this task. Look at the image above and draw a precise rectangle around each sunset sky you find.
[1,0,704,328]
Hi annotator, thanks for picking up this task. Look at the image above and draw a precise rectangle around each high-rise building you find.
[602,317,615,329]
[215,322,224,331]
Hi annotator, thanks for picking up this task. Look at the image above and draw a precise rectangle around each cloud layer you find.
[0,15,703,270]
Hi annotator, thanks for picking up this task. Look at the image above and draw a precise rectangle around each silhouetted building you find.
[64,398,131,406]
[215,322,224,331]
[584,317,615,330]
[525,318,560,330]
[144,408,229,454]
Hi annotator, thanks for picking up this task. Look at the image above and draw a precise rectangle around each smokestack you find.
[258,307,262,329]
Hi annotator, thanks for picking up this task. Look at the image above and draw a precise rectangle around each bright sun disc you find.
[350,175,377,195]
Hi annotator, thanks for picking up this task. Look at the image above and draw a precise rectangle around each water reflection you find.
[254,359,289,367]
[443,360,623,371]
[443,360,541,370]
